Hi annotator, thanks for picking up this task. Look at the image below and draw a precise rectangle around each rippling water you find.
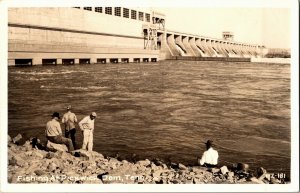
[8,60,290,176]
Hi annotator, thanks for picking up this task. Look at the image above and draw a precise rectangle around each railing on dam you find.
[169,56,251,62]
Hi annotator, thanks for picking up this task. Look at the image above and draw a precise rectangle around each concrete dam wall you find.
[8,7,265,66]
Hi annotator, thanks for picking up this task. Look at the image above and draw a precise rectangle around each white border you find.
[0,0,299,192]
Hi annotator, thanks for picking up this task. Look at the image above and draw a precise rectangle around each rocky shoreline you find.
[8,134,285,184]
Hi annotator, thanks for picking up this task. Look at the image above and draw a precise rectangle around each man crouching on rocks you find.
[46,112,74,152]
[79,112,97,151]
[198,140,219,168]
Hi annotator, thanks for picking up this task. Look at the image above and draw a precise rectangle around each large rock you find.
[152,170,162,178]
[211,168,220,174]
[47,162,58,172]
[178,163,187,170]
[270,177,281,184]
[220,166,229,175]
[25,162,41,175]
[8,135,12,143]
[107,158,120,169]
[192,166,206,174]
[12,134,22,144]
[250,177,265,184]
[255,167,267,180]
[136,159,151,167]
[34,169,45,176]
[237,163,249,172]
[46,140,68,152]
[32,150,45,159]
[9,154,24,167]
[228,172,234,178]
[45,152,56,159]
[193,178,204,184]
[71,149,103,160]
[22,140,32,151]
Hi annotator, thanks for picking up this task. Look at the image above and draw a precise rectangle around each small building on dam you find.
[8,7,267,66]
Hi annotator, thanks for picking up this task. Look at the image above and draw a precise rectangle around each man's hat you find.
[52,112,60,119]
[204,140,213,146]
[91,112,97,117]
[67,105,72,110]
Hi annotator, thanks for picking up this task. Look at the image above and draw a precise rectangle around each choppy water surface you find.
[8,61,290,175]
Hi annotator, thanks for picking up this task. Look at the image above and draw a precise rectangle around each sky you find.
[0,0,293,49]
[158,7,291,49]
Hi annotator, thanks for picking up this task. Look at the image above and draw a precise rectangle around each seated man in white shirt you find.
[198,140,219,168]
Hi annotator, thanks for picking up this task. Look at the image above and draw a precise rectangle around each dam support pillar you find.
[91,58,97,64]
[34,58,42,65]
[8,59,15,66]
[174,34,187,56]
[190,37,203,57]
[57,59,62,65]
[166,33,179,56]
[158,30,171,60]
[203,39,214,57]
[182,36,195,56]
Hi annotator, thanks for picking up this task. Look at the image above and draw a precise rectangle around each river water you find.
[8,60,290,176]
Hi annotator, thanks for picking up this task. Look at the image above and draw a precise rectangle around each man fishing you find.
[79,112,97,151]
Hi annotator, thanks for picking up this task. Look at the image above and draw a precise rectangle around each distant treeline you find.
[265,49,291,58]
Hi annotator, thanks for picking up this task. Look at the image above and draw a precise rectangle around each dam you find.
[8,7,266,66]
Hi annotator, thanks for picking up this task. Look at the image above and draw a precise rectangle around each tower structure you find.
[223,31,234,41]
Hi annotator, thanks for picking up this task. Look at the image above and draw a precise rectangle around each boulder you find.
[152,176,160,182]
[24,151,33,157]
[228,172,234,178]
[34,169,46,176]
[23,141,33,151]
[250,177,265,184]
[152,171,162,178]
[237,163,249,173]
[220,166,229,175]
[211,168,220,174]
[45,152,56,159]
[32,150,44,159]
[71,149,101,160]
[47,162,58,172]
[162,164,168,169]
[12,134,22,144]
[255,167,267,180]
[193,178,204,184]
[8,135,12,143]
[171,179,181,184]
[153,158,164,167]
[46,140,68,152]
[25,162,41,175]
[136,159,151,167]
[270,177,281,184]
[192,166,206,174]
[55,151,73,161]
[9,154,24,167]
[178,163,187,170]
[91,151,105,159]
[150,162,157,170]
[170,162,179,169]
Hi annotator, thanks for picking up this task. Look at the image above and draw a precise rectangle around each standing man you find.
[62,105,78,149]
[198,140,219,168]
[79,112,97,151]
[45,112,74,152]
